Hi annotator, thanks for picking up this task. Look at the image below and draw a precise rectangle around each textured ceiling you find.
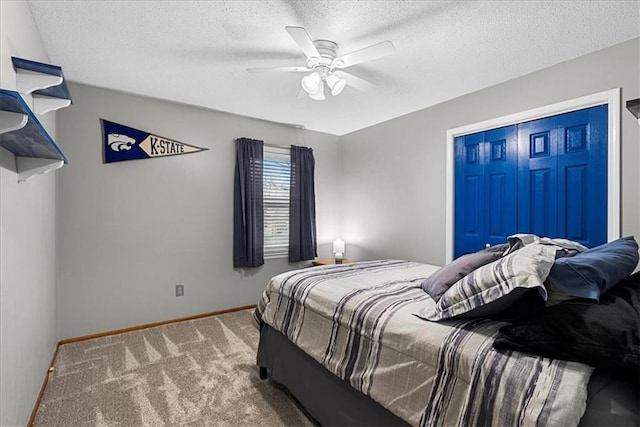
[27,0,640,136]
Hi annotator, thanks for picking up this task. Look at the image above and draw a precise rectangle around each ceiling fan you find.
[247,26,395,101]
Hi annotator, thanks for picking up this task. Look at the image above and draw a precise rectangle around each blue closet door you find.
[454,105,608,259]
[518,105,607,248]
[454,126,517,257]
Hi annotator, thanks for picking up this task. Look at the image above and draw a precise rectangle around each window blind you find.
[263,146,290,258]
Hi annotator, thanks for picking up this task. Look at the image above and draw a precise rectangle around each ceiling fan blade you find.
[285,26,320,60]
[334,70,377,92]
[247,65,310,73]
[332,40,395,69]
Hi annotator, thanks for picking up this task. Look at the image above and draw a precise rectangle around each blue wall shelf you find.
[12,57,72,115]
[0,58,72,182]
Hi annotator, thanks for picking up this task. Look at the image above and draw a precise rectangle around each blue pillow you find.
[547,236,639,302]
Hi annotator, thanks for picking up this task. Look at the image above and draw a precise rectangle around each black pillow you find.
[493,272,640,372]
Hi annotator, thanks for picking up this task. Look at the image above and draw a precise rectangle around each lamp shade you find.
[308,81,326,100]
[301,72,321,94]
[333,239,345,254]
[326,74,346,96]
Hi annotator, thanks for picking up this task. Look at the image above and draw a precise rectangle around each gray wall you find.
[0,1,59,425]
[55,84,341,339]
[340,38,640,266]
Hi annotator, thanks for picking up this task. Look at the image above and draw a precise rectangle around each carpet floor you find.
[33,309,316,426]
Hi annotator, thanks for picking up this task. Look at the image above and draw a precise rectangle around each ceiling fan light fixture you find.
[248,26,393,101]
[308,81,326,101]
[326,73,346,96]
[301,71,321,94]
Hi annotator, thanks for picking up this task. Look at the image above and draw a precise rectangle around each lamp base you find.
[334,258,343,264]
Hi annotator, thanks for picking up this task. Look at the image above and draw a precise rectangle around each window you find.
[263,146,290,258]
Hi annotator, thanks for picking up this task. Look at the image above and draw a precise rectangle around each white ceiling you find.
[27,0,640,136]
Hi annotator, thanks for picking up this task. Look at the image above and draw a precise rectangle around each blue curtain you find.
[289,145,317,262]
[233,138,264,268]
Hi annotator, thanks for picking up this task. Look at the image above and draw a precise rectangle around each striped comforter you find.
[255,260,593,426]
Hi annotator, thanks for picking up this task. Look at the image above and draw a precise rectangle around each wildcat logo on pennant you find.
[101,119,207,163]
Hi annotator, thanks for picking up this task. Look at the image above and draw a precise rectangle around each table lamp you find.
[333,239,345,264]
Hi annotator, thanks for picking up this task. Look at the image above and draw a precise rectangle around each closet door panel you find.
[556,105,607,247]
[454,126,516,257]
[488,172,506,236]
[517,117,559,238]
[527,167,557,237]
[484,126,517,247]
[454,133,486,257]
[563,164,588,241]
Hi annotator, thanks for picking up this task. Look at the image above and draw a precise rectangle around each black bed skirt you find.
[257,323,639,426]
[257,324,408,426]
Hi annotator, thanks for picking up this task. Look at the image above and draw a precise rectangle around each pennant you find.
[101,119,207,163]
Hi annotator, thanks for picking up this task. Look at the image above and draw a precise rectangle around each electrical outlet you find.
[175,283,184,297]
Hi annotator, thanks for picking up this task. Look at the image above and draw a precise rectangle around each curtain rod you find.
[235,138,306,151]
[264,142,290,150]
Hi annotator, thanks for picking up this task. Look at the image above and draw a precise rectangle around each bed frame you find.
[257,323,639,426]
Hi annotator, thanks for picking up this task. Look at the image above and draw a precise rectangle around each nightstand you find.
[312,259,353,266]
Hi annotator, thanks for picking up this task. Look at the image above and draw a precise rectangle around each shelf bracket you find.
[16,157,64,182]
[626,98,640,127]
[0,110,28,134]
[32,94,72,115]
[15,68,63,95]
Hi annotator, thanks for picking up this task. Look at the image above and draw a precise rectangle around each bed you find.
[254,236,640,426]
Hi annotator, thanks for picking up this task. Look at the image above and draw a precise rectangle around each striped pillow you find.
[416,243,556,321]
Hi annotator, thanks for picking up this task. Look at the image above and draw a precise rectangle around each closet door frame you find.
[445,88,621,264]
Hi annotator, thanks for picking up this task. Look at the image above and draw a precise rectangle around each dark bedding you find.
[494,272,640,372]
